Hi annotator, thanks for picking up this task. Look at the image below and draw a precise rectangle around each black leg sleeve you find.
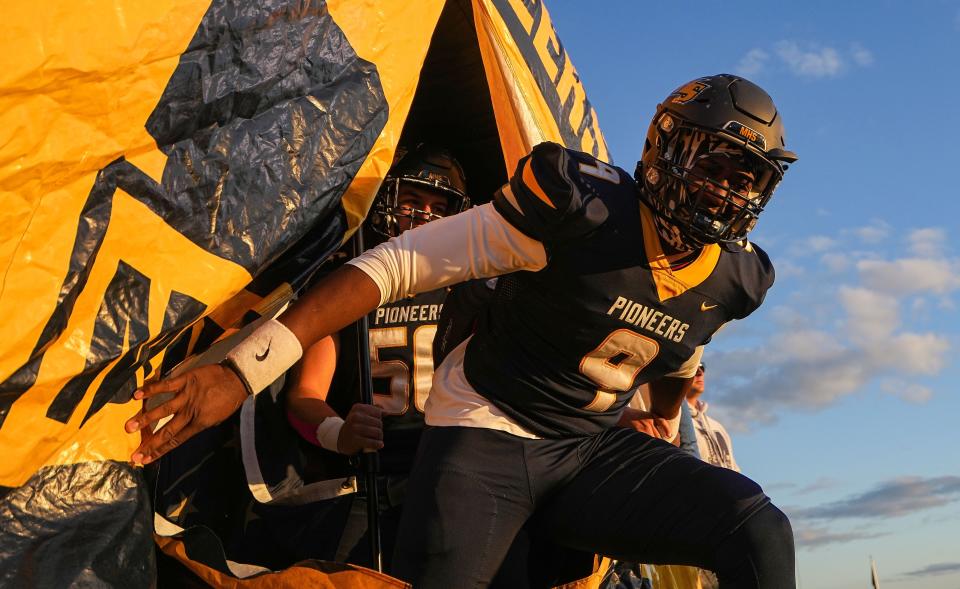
[709,503,796,589]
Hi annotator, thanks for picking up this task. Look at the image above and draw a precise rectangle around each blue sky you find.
[546,2,960,588]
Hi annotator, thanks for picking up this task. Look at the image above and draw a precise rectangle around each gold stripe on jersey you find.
[639,203,721,301]
[500,184,524,215]
[521,158,557,209]
[583,390,617,412]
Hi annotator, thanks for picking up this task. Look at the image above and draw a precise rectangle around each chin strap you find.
[651,212,696,254]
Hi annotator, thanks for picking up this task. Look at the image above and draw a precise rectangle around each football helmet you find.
[637,74,798,246]
[370,144,470,237]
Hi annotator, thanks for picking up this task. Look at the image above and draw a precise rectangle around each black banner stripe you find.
[489,0,605,159]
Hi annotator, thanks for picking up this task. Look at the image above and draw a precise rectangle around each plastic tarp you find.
[0,0,609,585]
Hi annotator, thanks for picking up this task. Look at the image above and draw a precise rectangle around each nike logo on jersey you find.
[255,342,271,361]
[701,302,718,311]
[607,296,689,343]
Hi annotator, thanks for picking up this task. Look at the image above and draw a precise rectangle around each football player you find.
[284,144,470,569]
[128,74,799,588]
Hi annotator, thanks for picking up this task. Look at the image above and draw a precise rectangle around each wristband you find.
[223,319,303,395]
[315,416,345,453]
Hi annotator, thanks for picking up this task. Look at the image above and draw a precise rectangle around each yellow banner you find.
[0,0,444,487]
[0,1,616,586]
[0,0,608,491]
[474,0,609,171]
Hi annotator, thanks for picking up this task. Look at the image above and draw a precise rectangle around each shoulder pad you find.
[728,240,775,319]
[493,142,612,243]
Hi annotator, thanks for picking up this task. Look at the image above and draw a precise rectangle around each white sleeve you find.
[664,345,704,378]
[346,203,548,305]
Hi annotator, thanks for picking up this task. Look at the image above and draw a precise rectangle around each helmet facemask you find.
[370,177,470,238]
[369,143,470,238]
[641,113,786,247]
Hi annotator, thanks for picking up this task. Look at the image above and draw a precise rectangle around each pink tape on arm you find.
[286,409,323,447]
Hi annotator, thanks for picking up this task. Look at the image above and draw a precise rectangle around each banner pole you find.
[351,228,384,572]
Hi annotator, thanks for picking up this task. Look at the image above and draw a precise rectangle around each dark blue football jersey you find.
[463,141,774,437]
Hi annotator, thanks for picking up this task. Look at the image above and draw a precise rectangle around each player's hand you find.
[124,364,248,464]
[617,408,676,441]
[337,403,384,455]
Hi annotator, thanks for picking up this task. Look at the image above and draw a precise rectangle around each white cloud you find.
[788,476,960,551]
[798,477,840,494]
[794,476,960,520]
[710,312,949,429]
[707,341,868,427]
[776,41,843,78]
[739,41,875,80]
[903,561,960,579]
[882,333,950,375]
[820,252,850,273]
[911,297,928,312]
[807,235,837,252]
[908,228,948,257]
[790,235,837,257]
[770,477,840,496]
[839,286,900,342]
[706,226,956,429]
[736,48,770,77]
[858,258,960,295]
[775,259,806,278]
[792,524,884,549]
[771,329,845,362]
[881,379,933,403]
[850,43,874,66]
[851,220,891,244]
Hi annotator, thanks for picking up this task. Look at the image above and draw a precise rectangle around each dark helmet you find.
[636,74,798,246]
[369,144,470,237]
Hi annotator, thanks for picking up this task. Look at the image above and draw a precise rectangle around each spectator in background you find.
[686,362,739,471]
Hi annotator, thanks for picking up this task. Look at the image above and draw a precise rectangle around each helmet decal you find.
[722,121,767,151]
[669,79,711,105]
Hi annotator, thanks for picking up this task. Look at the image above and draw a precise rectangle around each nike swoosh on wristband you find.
[700,302,718,311]
[255,342,272,361]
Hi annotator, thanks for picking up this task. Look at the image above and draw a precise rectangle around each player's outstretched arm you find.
[125,203,546,464]
[125,264,382,464]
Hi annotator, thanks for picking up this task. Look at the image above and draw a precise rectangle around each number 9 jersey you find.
[462,141,775,437]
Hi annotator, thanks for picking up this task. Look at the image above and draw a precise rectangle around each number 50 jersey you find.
[328,287,447,474]
[462,142,775,438]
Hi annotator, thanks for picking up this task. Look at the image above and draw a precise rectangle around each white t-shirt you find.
[689,399,739,472]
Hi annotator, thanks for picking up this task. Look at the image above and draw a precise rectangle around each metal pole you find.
[352,228,383,572]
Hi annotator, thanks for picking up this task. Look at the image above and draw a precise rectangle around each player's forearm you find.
[279,264,382,349]
[648,376,691,419]
[286,392,341,425]
[234,204,544,397]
